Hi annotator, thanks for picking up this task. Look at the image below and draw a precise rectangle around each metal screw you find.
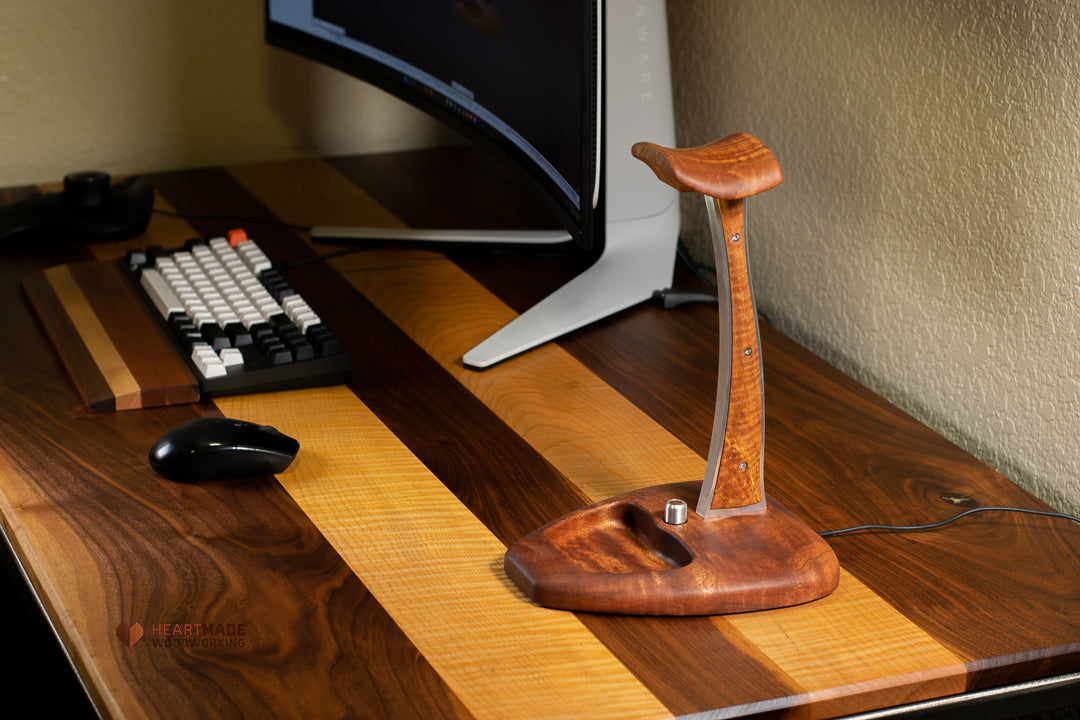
[738,462,748,472]
[731,233,741,243]
[664,499,688,525]
[743,347,753,357]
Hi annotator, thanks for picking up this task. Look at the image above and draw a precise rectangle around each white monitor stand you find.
[313,0,680,370]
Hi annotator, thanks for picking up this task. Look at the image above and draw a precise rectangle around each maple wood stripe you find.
[229,159,802,712]
[43,265,142,410]
[327,249,968,699]
[227,159,968,711]
[230,158,970,708]
[726,570,967,715]
[215,388,672,720]
[153,166,691,714]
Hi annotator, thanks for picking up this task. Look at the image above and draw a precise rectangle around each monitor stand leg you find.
[314,201,681,370]
[463,206,680,368]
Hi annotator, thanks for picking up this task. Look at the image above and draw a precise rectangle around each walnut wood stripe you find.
[25,262,200,411]
[329,248,970,712]
[22,268,116,411]
[227,158,975,714]
[226,158,408,232]
[214,388,672,720]
[226,161,804,712]
[67,261,199,409]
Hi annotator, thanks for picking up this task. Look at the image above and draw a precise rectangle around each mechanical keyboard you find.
[120,229,350,397]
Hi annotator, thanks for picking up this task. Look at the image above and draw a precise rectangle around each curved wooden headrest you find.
[631,132,782,200]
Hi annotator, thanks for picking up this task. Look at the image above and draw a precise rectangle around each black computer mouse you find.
[149,417,299,483]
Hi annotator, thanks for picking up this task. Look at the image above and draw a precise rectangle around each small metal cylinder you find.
[664,499,688,525]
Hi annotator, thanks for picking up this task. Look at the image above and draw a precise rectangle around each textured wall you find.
[0,1,453,187]
[666,0,1080,514]
[3,2,1077,515]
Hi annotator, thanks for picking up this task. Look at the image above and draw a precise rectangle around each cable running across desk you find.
[820,505,1080,538]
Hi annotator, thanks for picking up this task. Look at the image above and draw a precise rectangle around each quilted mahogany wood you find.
[504,481,839,615]
[634,133,782,516]
[630,132,782,200]
[504,134,839,615]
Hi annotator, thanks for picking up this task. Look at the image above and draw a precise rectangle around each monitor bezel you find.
[264,1,603,253]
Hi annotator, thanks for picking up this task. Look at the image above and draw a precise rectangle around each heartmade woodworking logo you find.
[116,622,143,647]
[115,620,247,649]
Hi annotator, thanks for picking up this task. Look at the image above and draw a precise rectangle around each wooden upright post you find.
[503,134,839,615]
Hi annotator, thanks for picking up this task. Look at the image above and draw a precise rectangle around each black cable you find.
[819,505,1080,538]
[276,245,368,271]
[675,238,718,289]
[152,208,313,232]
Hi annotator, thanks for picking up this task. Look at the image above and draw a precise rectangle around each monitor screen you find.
[265,0,679,369]
[266,0,598,249]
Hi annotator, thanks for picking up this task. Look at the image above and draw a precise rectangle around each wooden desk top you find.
[1,148,1077,719]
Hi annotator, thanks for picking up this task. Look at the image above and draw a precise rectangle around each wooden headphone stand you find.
[504,133,840,615]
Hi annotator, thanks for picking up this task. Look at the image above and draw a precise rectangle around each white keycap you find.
[219,347,244,368]
[140,269,184,319]
[191,343,227,379]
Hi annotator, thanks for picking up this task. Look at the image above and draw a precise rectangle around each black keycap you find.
[225,322,253,347]
[309,326,344,356]
[290,340,315,362]
[201,323,230,351]
[265,343,293,365]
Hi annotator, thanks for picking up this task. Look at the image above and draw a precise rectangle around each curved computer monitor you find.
[266,0,680,368]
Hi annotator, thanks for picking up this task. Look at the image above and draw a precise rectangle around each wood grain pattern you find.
[215,388,672,720]
[504,481,839,615]
[2,153,1077,720]
[3,190,475,719]
[631,133,783,200]
[705,196,766,513]
[28,264,140,410]
[67,261,200,409]
[724,568,969,717]
[633,134,783,517]
[22,261,199,410]
[21,266,117,411]
[235,157,984,714]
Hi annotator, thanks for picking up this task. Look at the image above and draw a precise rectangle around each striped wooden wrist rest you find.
[22,261,199,411]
